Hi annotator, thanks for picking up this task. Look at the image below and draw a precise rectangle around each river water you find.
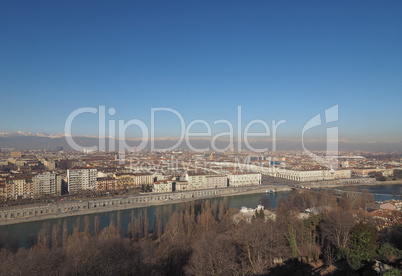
[0,184,400,248]
[336,184,402,201]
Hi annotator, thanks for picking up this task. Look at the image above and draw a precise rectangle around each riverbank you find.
[305,180,402,189]
[0,185,291,226]
[1,179,400,226]
[374,180,402,185]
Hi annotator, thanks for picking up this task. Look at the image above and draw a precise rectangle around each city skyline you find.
[1,1,401,145]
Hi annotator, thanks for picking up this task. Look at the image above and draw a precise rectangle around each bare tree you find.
[127,210,135,239]
[186,232,239,276]
[116,211,122,236]
[132,211,145,241]
[84,216,90,234]
[94,215,100,236]
[162,205,168,227]
[0,232,7,249]
[341,188,360,210]
[275,196,307,262]
[52,220,62,248]
[38,222,51,248]
[196,204,217,234]
[109,213,115,228]
[323,244,336,266]
[73,217,81,233]
[163,211,182,242]
[62,219,69,246]
[232,220,287,274]
[218,198,229,221]
[358,190,374,210]
[321,208,356,248]
[154,208,163,240]
[5,235,20,253]
[26,234,38,249]
[318,191,338,210]
[211,202,218,220]
[143,209,149,238]
[182,203,196,236]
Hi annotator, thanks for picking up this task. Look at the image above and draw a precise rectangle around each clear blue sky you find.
[0,1,401,142]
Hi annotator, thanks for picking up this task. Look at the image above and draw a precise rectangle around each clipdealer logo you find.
[64,104,339,168]
[64,106,286,154]
[302,105,339,169]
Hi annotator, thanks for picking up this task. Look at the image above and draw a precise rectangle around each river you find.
[0,184,400,248]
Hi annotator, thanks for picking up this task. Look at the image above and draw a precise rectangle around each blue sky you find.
[0,1,401,143]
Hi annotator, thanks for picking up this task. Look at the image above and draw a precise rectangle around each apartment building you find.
[186,172,207,190]
[153,180,173,193]
[32,171,61,197]
[114,173,136,190]
[0,181,6,201]
[133,173,153,186]
[228,173,261,187]
[205,175,227,189]
[114,172,154,190]
[67,167,97,194]
[174,180,189,191]
[6,175,33,199]
[96,177,117,191]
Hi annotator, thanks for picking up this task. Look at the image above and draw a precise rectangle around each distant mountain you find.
[0,131,401,152]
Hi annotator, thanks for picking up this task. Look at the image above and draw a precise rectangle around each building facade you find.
[186,172,207,190]
[32,171,61,197]
[153,180,173,193]
[114,173,135,190]
[228,173,261,187]
[174,180,189,191]
[114,172,154,190]
[273,168,352,182]
[67,167,97,194]
[5,176,33,199]
[96,177,117,192]
[205,175,227,189]
[0,181,5,201]
[133,173,153,187]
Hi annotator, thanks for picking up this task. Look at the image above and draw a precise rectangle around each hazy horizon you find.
[1,132,401,153]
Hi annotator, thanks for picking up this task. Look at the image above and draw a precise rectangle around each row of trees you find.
[394,169,402,180]
[369,169,402,181]
[0,189,401,275]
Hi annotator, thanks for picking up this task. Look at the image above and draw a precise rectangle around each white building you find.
[185,173,228,190]
[186,172,207,190]
[334,169,352,179]
[67,167,97,194]
[153,180,173,193]
[175,180,189,191]
[228,173,261,187]
[32,171,61,197]
[208,161,352,183]
[205,175,227,189]
[134,173,154,186]
[273,168,352,182]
